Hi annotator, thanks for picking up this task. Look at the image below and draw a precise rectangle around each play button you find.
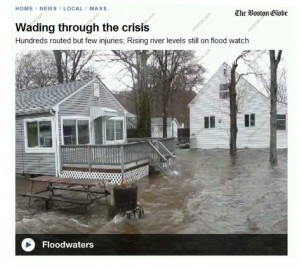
[21,238,35,252]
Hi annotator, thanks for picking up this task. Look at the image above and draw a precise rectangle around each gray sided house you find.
[16,77,127,177]
[189,62,287,149]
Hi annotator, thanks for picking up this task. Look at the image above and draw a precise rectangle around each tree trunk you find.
[162,51,168,138]
[269,50,282,165]
[162,98,168,138]
[229,63,238,156]
[53,50,64,83]
[137,50,151,137]
[138,92,151,137]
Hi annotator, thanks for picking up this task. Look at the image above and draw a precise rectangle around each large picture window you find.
[25,118,53,152]
[106,118,124,142]
[62,119,90,145]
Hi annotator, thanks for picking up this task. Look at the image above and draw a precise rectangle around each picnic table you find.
[19,176,110,212]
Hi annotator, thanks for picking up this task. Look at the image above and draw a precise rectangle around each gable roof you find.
[188,62,279,106]
[16,78,95,115]
[189,62,228,105]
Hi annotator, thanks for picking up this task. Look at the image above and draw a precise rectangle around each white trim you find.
[60,116,91,145]
[124,110,127,142]
[23,117,55,154]
[96,77,127,112]
[103,117,106,144]
[53,107,60,176]
[53,78,97,110]
[90,119,95,144]
[244,113,256,128]
[204,115,216,129]
[105,116,126,145]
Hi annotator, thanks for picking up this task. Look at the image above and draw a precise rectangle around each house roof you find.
[16,78,95,115]
[189,62,288,107]
[151,117,179,126]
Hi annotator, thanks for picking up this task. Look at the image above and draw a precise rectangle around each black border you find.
[16,234,287,255]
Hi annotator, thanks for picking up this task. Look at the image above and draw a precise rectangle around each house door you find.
[94,117,103,144]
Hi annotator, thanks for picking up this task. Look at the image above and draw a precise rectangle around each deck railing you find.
[157,138,176,154]
[60,141,151,168]
[60,138,176,171]
[127,137,176,153]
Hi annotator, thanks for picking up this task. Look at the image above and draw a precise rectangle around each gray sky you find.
[16,49,287,99]
[92,50,287,99]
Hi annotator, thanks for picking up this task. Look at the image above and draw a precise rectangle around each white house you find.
[189,62,287,149]
[151,117,179,138]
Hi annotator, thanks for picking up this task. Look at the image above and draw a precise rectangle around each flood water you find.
[16,149,287,234]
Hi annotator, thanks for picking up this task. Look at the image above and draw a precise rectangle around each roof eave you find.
[16,107,53,116]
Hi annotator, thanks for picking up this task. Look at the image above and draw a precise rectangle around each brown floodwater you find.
[16,148,287,234]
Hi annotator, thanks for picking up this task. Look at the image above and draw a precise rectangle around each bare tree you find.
[269,50,282,165]
[115,87,197,128]
[228,51,250,156]
[111,50,152,137]
[53,50,63,83]
[53,50,96,83]
[153,50,205,137]
[16,50,96,90]
[16,51,57,90]
[247,51,287,104]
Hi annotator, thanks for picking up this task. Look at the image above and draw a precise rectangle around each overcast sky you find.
[16,49,286,98]
[93,50,287,98]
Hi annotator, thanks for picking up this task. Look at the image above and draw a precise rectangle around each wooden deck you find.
[60,138,176,172]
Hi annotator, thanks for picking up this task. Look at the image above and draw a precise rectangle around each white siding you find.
[190,63,287,149]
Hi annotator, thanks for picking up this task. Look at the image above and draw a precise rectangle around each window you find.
[115,120,123,140]
[106,120,115,141]
[204,116,215,129]
[24,118,53,152]
[106,118,124,142]
[219,83,229,99]
[276,114,286,130]
[62,119,90,145]
[78,120,89,144]
[245,114,255,127]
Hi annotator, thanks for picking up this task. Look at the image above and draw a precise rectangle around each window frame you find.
[245,113,256,128]
[219,83,229,99]
[105,116,125,144]
[24,117,55,153]
[204,116,216,129]
[61,116,90,145]
[276,114,286,131]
